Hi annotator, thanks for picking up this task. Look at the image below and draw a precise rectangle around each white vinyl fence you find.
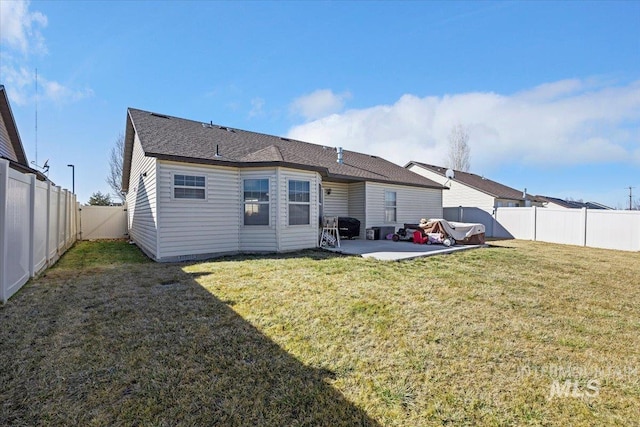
[493,207,640,251]
[80,205,127,240]
[0,159,78,303]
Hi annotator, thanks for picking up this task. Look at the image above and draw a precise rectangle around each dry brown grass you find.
[1,239,638,426]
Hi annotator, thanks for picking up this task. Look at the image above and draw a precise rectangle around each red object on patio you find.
[413,230,426,244]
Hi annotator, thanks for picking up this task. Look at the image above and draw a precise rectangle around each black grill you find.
[338,217,361,239]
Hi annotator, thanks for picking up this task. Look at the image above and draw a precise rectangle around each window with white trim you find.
[384,190,397,223]
[173,174,205,199]
[288,180,310,225]
[244,179,269,225]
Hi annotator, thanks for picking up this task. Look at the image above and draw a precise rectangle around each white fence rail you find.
[0,159,78,303]
[80,205,127,240]
[493,207,640,251]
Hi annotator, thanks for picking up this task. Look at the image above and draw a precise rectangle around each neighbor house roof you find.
[0,85,48,180]
[123,108,444,192]
[536,195,612,210]
[0,85,29,166]
[405,161,528,200]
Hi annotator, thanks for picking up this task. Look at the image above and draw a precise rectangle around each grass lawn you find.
[1,240,639,426]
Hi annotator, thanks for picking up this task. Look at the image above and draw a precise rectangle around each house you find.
[0,85,47,180]
[535,195,613,210]
[405,161,539,237]
[122,108,444,262]
[405,161,532,210]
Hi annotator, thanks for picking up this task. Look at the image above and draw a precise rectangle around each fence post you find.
[63,190,68,249]
[459,206,463,222]
[581,207,587,247]
[45,181,51,267]
[56,186,61,256]
[78,203,83,241]
[532,206,537,241]
[0,159,8,303]
[28,174,36,277]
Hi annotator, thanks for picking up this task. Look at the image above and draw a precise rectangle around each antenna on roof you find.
[31,158,49,176]
[444,168,454,187]
[214,144,221,158]
[35,68,38,166]
[445,168,455,179]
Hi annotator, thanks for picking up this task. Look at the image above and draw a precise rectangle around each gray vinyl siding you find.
[0,112,18,162]
[407,164,495,212]
[126,134,158,258]
[157,161,240,259]
[365,182,442,231]
[278,168,320,251]
[347,182,366,238]
[323,181,349,217]
[239,168,277,252]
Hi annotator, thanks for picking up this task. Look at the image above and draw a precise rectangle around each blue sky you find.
[1,0,638,208]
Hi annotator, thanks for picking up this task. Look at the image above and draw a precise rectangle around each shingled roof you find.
[406,161,528,200]
[123,108,444,191]
[535,195,612,210]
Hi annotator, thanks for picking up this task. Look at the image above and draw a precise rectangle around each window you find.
[288,180,310,225]
[384,191,396,223]
[173,174,205,199]
[244,179,269,225]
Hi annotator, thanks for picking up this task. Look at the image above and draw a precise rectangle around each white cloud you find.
[0,64,93,106]
[290,89,351,121]
[0,2,93,106]
[249,97,265,117]
[287,79,640,171]
[0,0,48,54]
[42,79,93,103]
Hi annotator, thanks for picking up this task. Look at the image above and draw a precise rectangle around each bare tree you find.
[106,133,125,203]
[446,124,471,172]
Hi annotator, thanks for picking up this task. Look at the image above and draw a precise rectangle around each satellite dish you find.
[445,168,455,179]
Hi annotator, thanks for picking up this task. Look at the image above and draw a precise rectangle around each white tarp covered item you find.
[418,218,485,244]
[436,219,485,241]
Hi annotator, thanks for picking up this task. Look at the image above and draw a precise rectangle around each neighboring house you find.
[405,161,533,210]
[122,108,444,261]
[1,85,75,303]
[0,85,47,180]
[536,195,613,210]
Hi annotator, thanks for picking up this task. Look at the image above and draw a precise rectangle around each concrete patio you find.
[322,238,485,261]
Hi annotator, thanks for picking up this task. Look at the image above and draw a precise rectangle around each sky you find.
[1,0,638,208]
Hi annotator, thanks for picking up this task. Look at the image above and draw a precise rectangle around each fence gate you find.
[79,205,128,240]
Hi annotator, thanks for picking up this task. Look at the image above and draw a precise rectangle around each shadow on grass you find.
[0,248,378,425]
